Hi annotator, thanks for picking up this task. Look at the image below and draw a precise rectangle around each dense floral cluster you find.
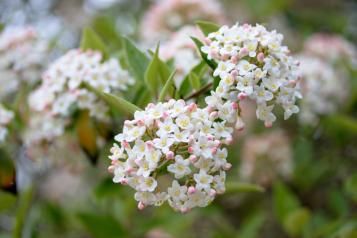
[304,33,357,66]
[240,130,292,186]
[202,23,301,127]
[160,26,202,87]
[296,55,348,125]
[0,104,14,143]
[108,99,234,212]
[28,49,134,143]
[0,26,48,99]
[140,0,225,43]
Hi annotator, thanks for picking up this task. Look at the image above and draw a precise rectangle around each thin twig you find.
[184,82,213,100]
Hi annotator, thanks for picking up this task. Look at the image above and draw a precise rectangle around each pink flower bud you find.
[120,178,128,185]
[214,140,221,147]
[189,155,198,163]
[232,102,239,110]
[235,117,245,131]
[257,52,265,62]
[187,103,197,112]
[138,202,145,210]
[209,189,217,196]
[137,120,144,126]
[224,163,232,170]
[238,92,247,100]
[162,112,169,118]
[146,141,154,149]
[180,207,190,213]
[231,69,238,77]
[239,48,248,58]
[166,151,174,160]
[207,135,214,141]
[207,106,214,113]
[122,141,130,149]
[107,165,115,173]
[188,186,196,194]
[188,146,194,154]
[224,137,233,145]
[231,56,239,64]
[203,37,211,45]
[264,121,273,128]
[211,147,218,155]
[209,111,218,120]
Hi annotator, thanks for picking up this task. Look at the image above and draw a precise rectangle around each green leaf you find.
[158,70,176,102]
[344,173,357,202]
[283,208,311,237]
[189,72,201,90]
[196,20,220,36]
[273,182,300,223]
[78,213,125,238]
[83,82,141,116]
[191,36,217,70]
[179,60,207,97]
[123,37,150,82]
[144,43,171,98]
[13,187,34,238]
[91,16,122,50]
[238,211,266,238]
[80,27,109,60]
[225,182,265,194]
[0,191,16,212]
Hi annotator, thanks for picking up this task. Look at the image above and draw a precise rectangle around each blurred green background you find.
[0,0,356,237]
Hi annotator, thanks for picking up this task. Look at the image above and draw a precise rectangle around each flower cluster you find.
[0,26,48,99]
[108,99,234,212]
[28,49,134,143]
[160,26,202,87]
[0,104,14,143]
[240,130,293,186]
[296,54,348,125]
[304,33,357,66]
[202,23,301,127]
[140,0,225,43]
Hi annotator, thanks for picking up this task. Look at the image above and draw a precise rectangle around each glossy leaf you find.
[191,36,217,70]
[144,43,171,98]
[83,82,141,116]
[158,70,176,102]
[273,182,300,223]
[123,37,150,82]
[225,182,265,194]
[196,20,220,36]
[91,16,122,50]
[188,72,200,90]
[80,27,109,60]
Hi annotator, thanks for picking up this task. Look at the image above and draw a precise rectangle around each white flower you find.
[296,54,348,125]
[139,177,158,192]
[256,103,276,127]
[167,155,191,179]
[194,170,213,191]
[28,49,134,143]
[214,61,235,78]
[0,26,48,99]
[108,100,232,212]
[168,180,187,202]
[201,22,301,126]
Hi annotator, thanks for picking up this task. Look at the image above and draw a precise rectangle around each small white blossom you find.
[28,49,134,143]
[0,104,13,143]
[202,23,301,126]
[108,100,232,212]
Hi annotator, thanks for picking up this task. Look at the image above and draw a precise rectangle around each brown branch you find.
[184,82,213,100]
